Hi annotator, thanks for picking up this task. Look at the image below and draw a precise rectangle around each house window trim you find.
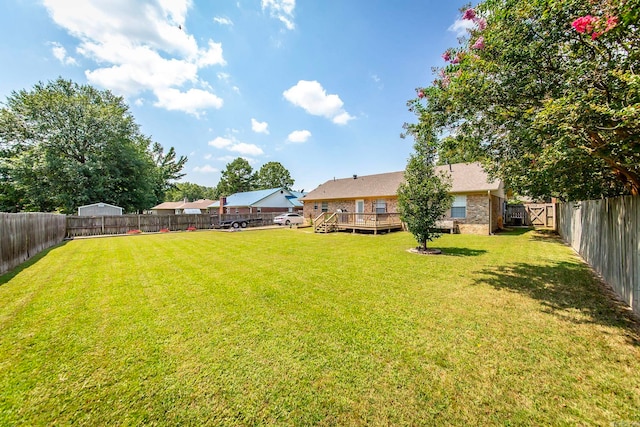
[451,195,467,218]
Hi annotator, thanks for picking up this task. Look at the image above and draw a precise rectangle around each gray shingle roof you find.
[303,162,502,201]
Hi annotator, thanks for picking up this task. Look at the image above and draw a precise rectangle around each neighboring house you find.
[149,199,215,215]
[208,188,305,215]
[77,202,123,216]
[302,162,505,235]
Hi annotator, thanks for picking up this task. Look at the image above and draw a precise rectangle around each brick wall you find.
[303,194,500,235]
[303,197,398,219]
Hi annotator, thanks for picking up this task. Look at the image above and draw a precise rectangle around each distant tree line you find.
[167,159,296,202]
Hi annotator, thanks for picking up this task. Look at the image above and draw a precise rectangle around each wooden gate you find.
[505,203,556,228]
[526,203,555,227]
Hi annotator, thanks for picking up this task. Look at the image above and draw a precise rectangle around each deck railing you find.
[313,212,403,233]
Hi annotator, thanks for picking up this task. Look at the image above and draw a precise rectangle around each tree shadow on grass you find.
[494,227,535,236]
[474,259,640,346]
[0,241,69,287]
[438,247,488,257]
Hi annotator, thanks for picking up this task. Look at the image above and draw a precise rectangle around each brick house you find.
[302,162,505,235]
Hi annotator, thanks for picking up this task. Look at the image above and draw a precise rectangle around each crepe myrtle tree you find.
[397,131,453,252]
[411,0,640,201]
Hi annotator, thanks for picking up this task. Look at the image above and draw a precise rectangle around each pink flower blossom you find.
[472,36,485,50]
[442,50,452,62]
[572,15,597,34]
[605,16,619,31]
[417,90,425,98]
[475,17,487,31]
[462,8,476,20]
[572,14,618,39]
[451,52,463,64]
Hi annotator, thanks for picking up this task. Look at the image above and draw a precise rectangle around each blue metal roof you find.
[207,188,306,208]
[225,188,280,206]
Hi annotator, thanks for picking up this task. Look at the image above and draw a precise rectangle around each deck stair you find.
[314,213,338,233]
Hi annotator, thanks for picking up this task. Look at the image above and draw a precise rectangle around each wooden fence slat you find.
[64,212,284,237]
[557,196,640,317]
[0,213,66,276]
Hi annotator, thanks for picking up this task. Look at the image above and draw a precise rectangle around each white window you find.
[451,195,466,218]
[321,201,328,212]
[375,199,386,214]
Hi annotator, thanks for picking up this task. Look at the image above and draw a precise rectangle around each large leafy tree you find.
[164,182,219,202]
[0,78,186,213]
[150,142,188,202]
[397,129,453,252]
[412,0,640,200]
[216,157,256,196]
[255,161,294,190]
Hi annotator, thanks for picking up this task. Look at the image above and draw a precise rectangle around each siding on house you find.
[209,188,304,214]
[78,203,123,216]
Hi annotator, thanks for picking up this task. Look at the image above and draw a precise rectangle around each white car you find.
[274,212,304,226]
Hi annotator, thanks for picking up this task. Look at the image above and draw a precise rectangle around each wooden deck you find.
[314,212,404,234]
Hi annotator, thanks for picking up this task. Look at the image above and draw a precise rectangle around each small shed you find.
[77,202,123,216]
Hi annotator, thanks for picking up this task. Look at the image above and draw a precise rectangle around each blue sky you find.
[0,0,473,193]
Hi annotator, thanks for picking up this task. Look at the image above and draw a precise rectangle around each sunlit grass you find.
[1,228,639,425]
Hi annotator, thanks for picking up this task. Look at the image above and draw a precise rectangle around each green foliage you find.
[0,78,186,213]
[164,182,219,202]
[150,142,188,202]
[255,161,294,190]
[412,0,640,200]
[216,157,256,196]
[397,134,453,250]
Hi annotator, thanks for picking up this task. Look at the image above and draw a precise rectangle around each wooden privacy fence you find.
[557,196,639,317]
[0,213,67,276]
[66,213,283,237]
[506,203,556,227]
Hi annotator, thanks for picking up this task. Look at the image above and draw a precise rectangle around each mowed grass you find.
[0,228,639,426]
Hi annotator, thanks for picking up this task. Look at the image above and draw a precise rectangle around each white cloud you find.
[193,165,219,173]
[283,80,354,125]
[230,142,264,156]
[208,136,264,156]
[50,41,77,65]
[214,16,233,26]
[332,111,355,125]
[216,155,237,163]
[370,73,383,89]
[251,118,269,134]
[196,40,226,67]
[41,0,226,116]
[154,88,223,117]
[209,136,234,149]
[287,130,311,143]
[262,0,295,30]
[449,18,475,37]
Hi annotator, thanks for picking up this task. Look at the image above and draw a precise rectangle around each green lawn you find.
[1,228,639,425]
